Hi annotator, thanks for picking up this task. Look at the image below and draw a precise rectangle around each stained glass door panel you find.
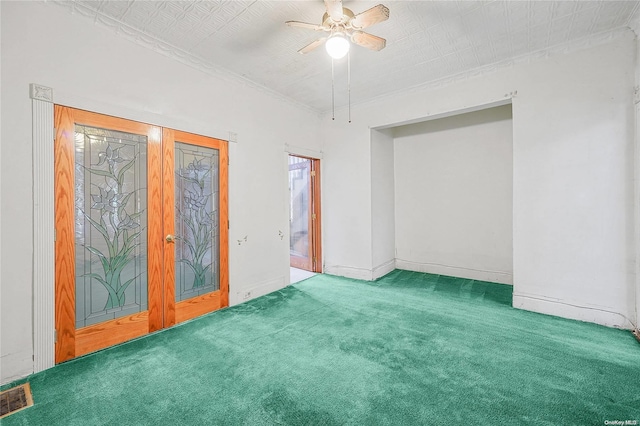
[55,106,163,363]
[174,142,219,299]
[74,125,148,328]
[162,129,228,326]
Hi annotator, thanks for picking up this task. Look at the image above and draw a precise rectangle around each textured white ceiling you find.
[55,1,640,112]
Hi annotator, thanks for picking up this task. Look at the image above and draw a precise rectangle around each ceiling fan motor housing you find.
[322,8,355,28]
[286,2,389,54]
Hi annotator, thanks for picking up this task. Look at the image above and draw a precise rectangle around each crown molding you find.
[328,26,635,116]
[49,1,635,118]
[628,2,640,38]
[49,1,322,116]
[631,21,640,39]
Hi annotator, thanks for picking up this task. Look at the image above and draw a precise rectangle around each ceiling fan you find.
[286,0,389,59]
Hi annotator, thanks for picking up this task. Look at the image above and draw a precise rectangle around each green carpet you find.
[2,270,639,425]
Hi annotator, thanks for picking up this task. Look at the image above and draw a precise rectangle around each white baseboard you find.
[372,259,396,280]
[324,265,374,281]
[395,259,513,285]
[230,276,286,306]
[0,350,34,386]
[513,292,634,329]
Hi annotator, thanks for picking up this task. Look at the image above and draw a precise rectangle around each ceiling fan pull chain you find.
[331,58,335,121]
[348,51,351,124]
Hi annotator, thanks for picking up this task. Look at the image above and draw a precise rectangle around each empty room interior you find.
[1,0,640,424]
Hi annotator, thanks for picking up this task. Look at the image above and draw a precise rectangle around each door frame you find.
[288,155,322,273]
[309,158,322,273]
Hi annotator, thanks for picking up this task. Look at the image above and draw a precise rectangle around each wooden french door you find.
[288,155,321,272]
[54,106,228,363]
[162,129,228,324]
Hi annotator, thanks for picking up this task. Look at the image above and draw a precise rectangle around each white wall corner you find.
[513,293,635,330]
[372,259,396,280]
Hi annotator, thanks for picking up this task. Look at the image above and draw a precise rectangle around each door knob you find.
[166,234,176,243]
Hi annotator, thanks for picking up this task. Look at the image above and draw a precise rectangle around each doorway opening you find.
[288,155,321,282]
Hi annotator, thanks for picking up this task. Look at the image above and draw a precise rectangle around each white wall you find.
[393,105,513,284]
[370,129,395,279]
[322,30,636,329]
[321,117,373,279]
[635,33,640,332]
[0,1,322,384]
[0,2,3,379]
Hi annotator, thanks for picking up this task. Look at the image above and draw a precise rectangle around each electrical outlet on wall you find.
[242,291,251,300]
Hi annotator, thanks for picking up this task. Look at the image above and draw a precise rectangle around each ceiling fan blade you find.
[286,21,325,31]
[351,31,386,51]
[324,0,344,23]
[298,37,327,54]
[351,4,390,29]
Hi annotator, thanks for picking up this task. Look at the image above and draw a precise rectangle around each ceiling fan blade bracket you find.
[324,0,345,24]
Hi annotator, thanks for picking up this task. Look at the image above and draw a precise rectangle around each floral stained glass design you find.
[74,125,148,328]
[174,142,219,301]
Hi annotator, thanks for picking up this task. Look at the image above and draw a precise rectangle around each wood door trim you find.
[306,160,313,269]
[175,291,223,324]
[147,125,164,332]
[75,312,148,357]
[71,109,155,135]
[219,141,229,306]
[162,128,176,327]
[311,159,322,273]
[173,129,226,149]
[54,105,77,363]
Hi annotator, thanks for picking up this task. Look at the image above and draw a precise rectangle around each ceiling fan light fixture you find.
[325,34,350,59]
